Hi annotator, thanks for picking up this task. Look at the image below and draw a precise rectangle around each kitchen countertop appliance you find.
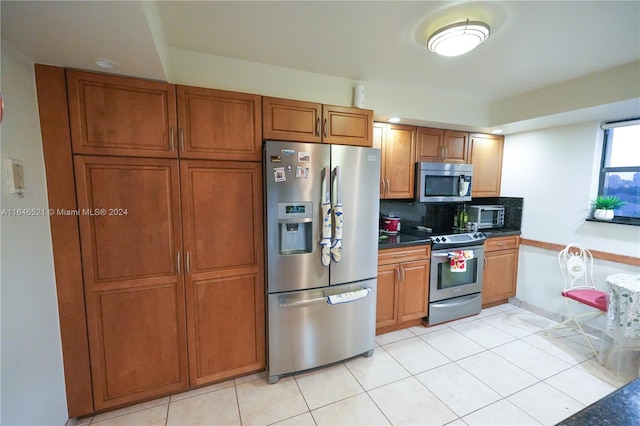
[427,230,486,325]
[468,205,505,229]
[264,140,380,384]
[380,214,401,234]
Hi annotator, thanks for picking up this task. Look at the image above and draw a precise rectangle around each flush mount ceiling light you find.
[427,19,490,57]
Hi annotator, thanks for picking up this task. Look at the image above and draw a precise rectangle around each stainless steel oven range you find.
[428,231,486,325]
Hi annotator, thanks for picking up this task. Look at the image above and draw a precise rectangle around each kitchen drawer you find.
[485,235,520,252]
[378,245,430,265]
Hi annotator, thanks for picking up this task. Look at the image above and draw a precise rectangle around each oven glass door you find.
[430,247,484,302]
[479,209,499,227]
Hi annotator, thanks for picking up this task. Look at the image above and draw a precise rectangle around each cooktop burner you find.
[429,231,486,248]
[403,227,486,249]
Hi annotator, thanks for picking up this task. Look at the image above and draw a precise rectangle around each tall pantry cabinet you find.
[37,67,264,415]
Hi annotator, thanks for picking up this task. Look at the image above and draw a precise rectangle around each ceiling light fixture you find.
[93,58,119,69]
[388,117,401,123]
[427,19,490,57]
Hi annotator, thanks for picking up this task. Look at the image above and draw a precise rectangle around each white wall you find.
[501,121,640,317]
[0,40,68,425]
[167,47,490,129]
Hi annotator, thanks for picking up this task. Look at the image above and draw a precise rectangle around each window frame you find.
[596,118,640,225]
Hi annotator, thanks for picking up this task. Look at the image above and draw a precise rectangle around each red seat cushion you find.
[562,289,608,312]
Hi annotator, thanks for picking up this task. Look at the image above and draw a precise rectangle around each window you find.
[598,119,640,221]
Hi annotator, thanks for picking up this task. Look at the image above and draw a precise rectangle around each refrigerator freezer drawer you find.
[267,279,377,383]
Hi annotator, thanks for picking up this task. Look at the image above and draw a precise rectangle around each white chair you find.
[547,244,608,358]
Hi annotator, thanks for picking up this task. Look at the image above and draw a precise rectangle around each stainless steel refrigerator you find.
[264,140,380,384]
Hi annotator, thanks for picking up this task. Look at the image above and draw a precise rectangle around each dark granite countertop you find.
[378,232,430,249]
[480,228,522,237]
[378,228,521,250]
[557,377,640,425]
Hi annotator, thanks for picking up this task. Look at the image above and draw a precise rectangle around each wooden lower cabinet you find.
[482,236,520,307]
[74,156,188,410]
[377,245,430,334]
[180,161,265,385]
[74,156,265,411]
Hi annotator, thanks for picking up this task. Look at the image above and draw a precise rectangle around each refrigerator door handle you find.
[278,296,328,307]
[320,165,332,266]
[334,166,342,205]
[278,287,372,307]
[331,166,343,263]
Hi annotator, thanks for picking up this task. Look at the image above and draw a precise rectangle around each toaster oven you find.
[467,205,505,229]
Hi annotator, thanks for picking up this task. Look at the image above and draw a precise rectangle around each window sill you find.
[585,217,640,227]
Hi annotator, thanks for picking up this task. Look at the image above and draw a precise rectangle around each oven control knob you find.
[441,237,447,242]
[434,237,440,242]
[473,233,478,238]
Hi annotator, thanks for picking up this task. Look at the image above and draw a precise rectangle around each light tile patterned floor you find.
[74,303,633,426]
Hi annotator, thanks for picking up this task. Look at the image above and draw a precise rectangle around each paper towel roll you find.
[353,84,365,108]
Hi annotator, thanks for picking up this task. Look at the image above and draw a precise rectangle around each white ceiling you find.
[2,1,639,131]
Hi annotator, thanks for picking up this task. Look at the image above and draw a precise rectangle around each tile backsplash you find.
[380,197,523,231]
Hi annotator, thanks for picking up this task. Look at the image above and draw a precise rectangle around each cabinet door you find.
[482,249,518,306]
[398,260,430,322]
[322,105,373,147]
[180,160,265,385]
[382,124,416,199]
[262,97,322,143]
[443,130,469,163]
[67,70,177,158]
[374,123,387,197]
[469,133,504,197]
[416,127,444,162]
[177,86,262,161]
[74,156,187,410]
[376,264,399,329]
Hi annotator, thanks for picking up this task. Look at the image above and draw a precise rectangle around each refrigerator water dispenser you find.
[278,202,313,255]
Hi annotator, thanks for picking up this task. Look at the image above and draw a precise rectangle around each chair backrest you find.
[558,243,596,291]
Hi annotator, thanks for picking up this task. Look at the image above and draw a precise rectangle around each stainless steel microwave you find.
[415,162,473,202]
[468,205,505,229]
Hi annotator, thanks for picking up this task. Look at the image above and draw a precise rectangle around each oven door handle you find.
[430,293,481,309]
[432,249,481,257]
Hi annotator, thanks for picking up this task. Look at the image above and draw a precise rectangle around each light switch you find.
[5,159,25,195]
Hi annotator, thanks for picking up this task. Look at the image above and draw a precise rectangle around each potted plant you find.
[591,195,625,220]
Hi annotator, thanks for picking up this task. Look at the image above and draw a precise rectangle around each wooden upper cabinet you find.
[262,97,322,143]
[469,133,504,197]
[74,156,188,410]
[416,127,444,162]
[415,128,468,163]
[443,130,469,163]
[374,123,386,197]
[262,97,373,146]
[381,124,416,199]
[180,160,265,385]
[322,105,373,147]
[66,70,177,158]
[177,86,262,161]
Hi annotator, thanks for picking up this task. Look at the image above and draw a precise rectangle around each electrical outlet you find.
[5,159,25,195]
